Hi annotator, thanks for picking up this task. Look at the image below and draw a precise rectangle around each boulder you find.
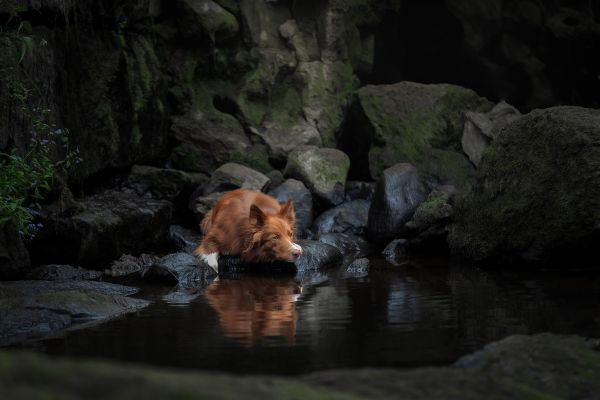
[27,265,103,281]
[268,179,314,237]
[126,165,207,200]
[0,280,148,346]
[170,110,251,174]
[339,81,492,187]
[178,0,239,42]
[449,106,600,268]
[168,225,201,254]
[318,232,373,266]
[311,200,370,236]
[344,181,376,201]
[203,163,270,195]
[284,146,350,206]
[105,253,159,278]
[264,170,285,191]
[29,190,172,268]
[382,239,409,266]
[405,186,456,246]
[142,252,217,288]
[367,163,431,243]
[341,257,370,279]
[255,119,322,164]
[0,223,31,280]
[189,191,226,222]
[462,101,521,166]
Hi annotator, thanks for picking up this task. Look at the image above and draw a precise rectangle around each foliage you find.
[0,9,81,237]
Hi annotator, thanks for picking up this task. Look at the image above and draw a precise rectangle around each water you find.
[17,257,600,375]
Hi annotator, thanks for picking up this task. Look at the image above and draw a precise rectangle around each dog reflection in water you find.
[204,277,302,345]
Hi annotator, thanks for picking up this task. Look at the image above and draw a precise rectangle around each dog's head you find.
[247,200,303,262]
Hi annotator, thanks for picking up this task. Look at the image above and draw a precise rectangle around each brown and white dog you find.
[193,189,303,273]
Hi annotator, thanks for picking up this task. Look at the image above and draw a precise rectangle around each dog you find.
[193,189,303,273]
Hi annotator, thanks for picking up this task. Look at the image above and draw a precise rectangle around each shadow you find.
[204,277,302,346]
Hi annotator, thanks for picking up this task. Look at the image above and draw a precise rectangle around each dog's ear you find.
[279,199,295,226]
[249,204,266,227]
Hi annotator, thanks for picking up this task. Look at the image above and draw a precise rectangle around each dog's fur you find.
[193,189,303,272]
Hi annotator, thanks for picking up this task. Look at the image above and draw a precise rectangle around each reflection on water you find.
[204,278,301,345]
[19,257,600,375]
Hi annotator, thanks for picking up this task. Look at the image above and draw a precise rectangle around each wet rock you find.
[170,110,251,173]
[0,223,31,279]
[178,0,239,42]
[204,163,270,195]
[189,191,225,222]
[284,145,350,206]
[30,190,172,268]
[125,165,207,200]
[318,233,373,265]
[0,280,148,346]
[342,258,369,279]
[27,265,103,281]
[142,253,216,288]
[106,253,159,278]
[268,179,314,237]
[311,200,370,236]
[345,181,376,202]
[168,225,201,254]
[339,81,491,187]
[367,163,431,243]
[462,101,521,166]
[449,106,600,268]
[405,186,456,246]
[382,239,409,266]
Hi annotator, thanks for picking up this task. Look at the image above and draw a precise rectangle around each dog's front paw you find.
[201,252,219,273]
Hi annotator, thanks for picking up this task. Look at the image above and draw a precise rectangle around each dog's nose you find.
[291,243,303,258]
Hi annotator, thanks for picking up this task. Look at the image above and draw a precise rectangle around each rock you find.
[311,200,370,236]
[256,119,322,165]
[170,110,251,174]
[268,179,314,237]
[178,0,239,42]
[189,191,226,222]
[342,258,369,279]
[344,181,376,201]
[29,190,172,268]
[284,146,350,206]
[318,232,373,267]
[168,225,201,254]
[204,163,270,195]
[367,163,431,243]
[126,165,207,200]
[339,81,492,187]
[455,333,600,399]
[27,265,103,281]
[239,0,290,48]
[382,239,409,266]
[405,186,455,246]
[449,106,600,268]
[0,280,148,346]
[142,253,216,288]
[264,170,285,191]
[462,101,521,166]
[0,223,31,279]
[105,253,159,278]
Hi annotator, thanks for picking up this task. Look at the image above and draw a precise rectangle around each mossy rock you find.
[339,81,492,188]
[178,0,239,42]
[448,106,600,268]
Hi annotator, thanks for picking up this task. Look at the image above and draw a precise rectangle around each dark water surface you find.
[18,257,600,375]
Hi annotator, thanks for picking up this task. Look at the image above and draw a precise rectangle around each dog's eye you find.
[272,235,280,241]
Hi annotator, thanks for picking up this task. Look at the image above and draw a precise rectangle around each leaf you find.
[18,36,33,64]
[20,20,33,35]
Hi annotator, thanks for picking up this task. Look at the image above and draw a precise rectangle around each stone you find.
[239,0,290,48]
[178,0,239,42]
[170,110,251,174]
[382,239,409,266]
[462,101,521,166]
[168,225,201,254]
[256,119,322,164]
[311,200,370,236]
[344,181,376,201]
[318,232,373,267]
[29,190,172,268]
[204,163,270,195]
[449,106,600,268]
[105,254,159,278]
[405,186,455,246]
[268,179,314,237]
[0,280,148,346]
[0,223,31,280]
[342,257,369,279]
[27,265,103,281]
[189,191,226,223]
[264,170,285,191]
[142,252,217,289]
[126,165,207,200]
[367,163,431,243]
[339,81,492,187]
[284,146,350,207]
